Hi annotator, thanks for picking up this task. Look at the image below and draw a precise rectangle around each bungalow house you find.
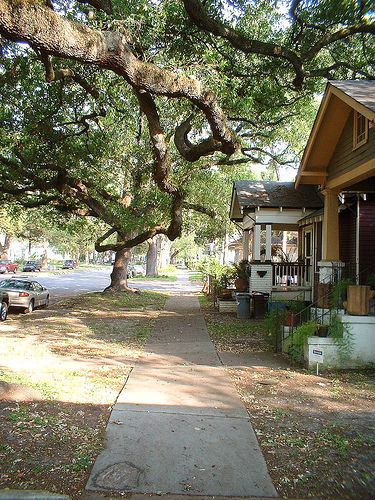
[229,181,323,300]
[295,80,375,287]
[230,80,375,368]
[231,81,375,297]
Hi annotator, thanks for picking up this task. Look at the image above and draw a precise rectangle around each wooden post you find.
[265,224,272,261]
[243,230,250,260]
[322,189,340,261]
[253,224,261,261]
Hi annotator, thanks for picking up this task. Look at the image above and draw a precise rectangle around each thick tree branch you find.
[134,89,178,194]
[182,0,306,88]
[305,24,375,61]
[0,0,236,155]
[174,114,225,161]
[183,202,215,218]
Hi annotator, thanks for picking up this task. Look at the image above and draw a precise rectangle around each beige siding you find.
[327,110,375,181]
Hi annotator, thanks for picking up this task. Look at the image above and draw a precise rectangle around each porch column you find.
[265,224,272,261]
[322,188,340,261]
[242,230,250,261]
[253,224,261,261]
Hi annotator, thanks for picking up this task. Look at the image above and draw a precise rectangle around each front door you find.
[304,227,313,285]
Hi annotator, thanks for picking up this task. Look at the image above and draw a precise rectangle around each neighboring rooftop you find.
[330,80,375,114]
[233,181,323,210]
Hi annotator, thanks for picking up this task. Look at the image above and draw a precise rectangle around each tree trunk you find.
[105,238,136,292]
[41,240,48,269]
[146,238,158,277]
[0,233,11,259]
[170,249,179,265]
[85,250,89,264]
[158,235,170,271]
[75,252,80,266]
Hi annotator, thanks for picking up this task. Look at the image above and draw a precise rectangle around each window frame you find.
[353,110,368,150]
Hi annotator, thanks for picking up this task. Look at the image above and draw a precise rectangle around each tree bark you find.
[0,233,11,259]
[41,240,48,269]
[170,249,179,265]
[146,238,158,277]
[158,235,170,271]
[105,235,137,292]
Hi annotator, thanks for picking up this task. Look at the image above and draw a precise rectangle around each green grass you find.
[189,269,204,280]
[198,294,213,308]
[61,290,168,311]
[0,371,59,399]
[130,275,177,281]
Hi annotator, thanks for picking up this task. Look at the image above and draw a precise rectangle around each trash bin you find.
[236,292,251,319]
[252,291,270,319]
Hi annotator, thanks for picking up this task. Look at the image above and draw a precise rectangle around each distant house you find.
[229,180,323,299]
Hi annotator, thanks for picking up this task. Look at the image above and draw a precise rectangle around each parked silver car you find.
[0,278,49,313]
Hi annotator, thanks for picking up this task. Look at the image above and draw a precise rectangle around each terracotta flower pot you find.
[344,285,375,316]
[234,277,248,291]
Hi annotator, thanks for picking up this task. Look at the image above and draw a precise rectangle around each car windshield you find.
[25,262,35,265]
[0,280,31,290]
[0,261,9,265]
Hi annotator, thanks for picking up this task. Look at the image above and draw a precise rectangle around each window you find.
[353,111,368,149]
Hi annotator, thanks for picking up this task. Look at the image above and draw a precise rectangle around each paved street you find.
[1,268,180,305]
[0,268,112,304]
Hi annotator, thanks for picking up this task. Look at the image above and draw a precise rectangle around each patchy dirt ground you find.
[0,401,109,498]
[201,295,375,499]
[0,290,167,499]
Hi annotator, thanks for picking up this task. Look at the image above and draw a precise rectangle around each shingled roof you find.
[330,80,375,114]
[233,181,323,209]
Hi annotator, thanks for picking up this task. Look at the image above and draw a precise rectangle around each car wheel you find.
[0,302,8,321]
[41,296,49,309]
[24,299,34,314]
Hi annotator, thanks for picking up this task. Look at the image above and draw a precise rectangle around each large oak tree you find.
[0,0,374,289]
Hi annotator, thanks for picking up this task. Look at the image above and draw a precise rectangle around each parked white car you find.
[133,264,146,276]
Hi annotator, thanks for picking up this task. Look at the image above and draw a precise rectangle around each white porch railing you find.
[272,262,311,287]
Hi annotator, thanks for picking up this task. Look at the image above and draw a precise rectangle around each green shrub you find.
[285,321,319,364]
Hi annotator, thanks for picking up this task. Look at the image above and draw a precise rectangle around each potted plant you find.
[215,271,233,300]
[232,259,250,291]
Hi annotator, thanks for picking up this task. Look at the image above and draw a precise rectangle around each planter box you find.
[305,315,375,369]
[218,300,237,313]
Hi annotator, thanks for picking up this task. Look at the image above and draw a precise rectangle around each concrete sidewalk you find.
[86,272,277,498]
